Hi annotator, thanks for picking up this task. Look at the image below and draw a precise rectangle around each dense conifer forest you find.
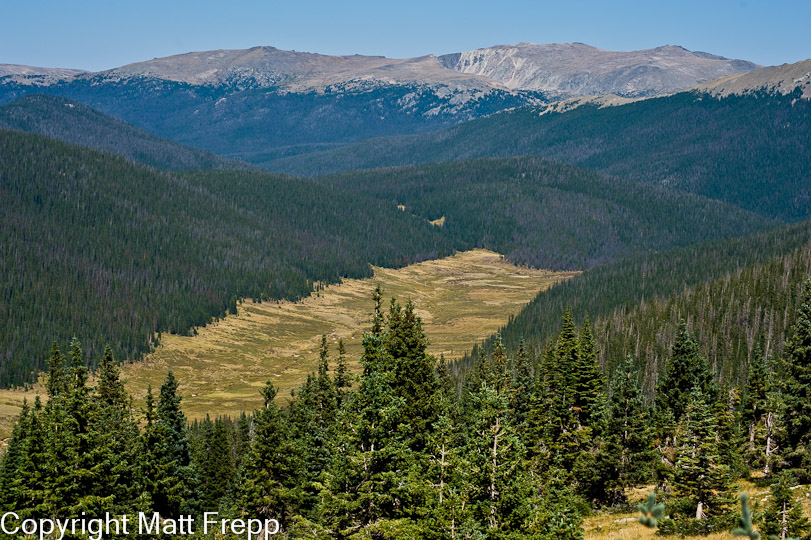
[0,130,453,386]
[0,95,242,171]
[269,90,811,221]
[0,133,772,387]
[481,221,811,381]
[316,157,775,268]
[2,282,810,538]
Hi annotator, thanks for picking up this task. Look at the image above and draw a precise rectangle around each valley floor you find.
[0,249,575,437]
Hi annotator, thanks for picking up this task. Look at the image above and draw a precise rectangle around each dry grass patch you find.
[0,249,575,436]
[585,480,811,539]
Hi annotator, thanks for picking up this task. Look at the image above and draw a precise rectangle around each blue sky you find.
[2,0,809,71]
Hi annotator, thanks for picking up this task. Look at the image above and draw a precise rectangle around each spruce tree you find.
[779,278,811,480]
[511,339,535,429]
[656,322,717,426]
[0,399,30,509]
[760,472,810,539]
[240,382,299,528]
[668,386,735,534]
[573,317,606,428]
[603,355,656,504]
[386,299,440,453]
[140,372,197,518]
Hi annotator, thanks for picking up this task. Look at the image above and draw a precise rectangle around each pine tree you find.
[760,472,810,540]
[335,338,350,395]
[140,372,197,518]
[656,322,717,426]
[715,387,746,477]
[240,382,298,528]
[91,345,141,514]
[573,317,606,428]
[511,339,535,429]
[779,278,811,480]
[322,292,428,537]
[198,416,236,511]
[0,399,31,509]
[668,386,735,534]
[97,344,128,408]
[45,342,68,398]
[387,299,440,453]
[462,361,534,536]
[603,355,656,504]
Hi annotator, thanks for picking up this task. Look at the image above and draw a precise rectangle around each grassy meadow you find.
[0,249,574,437]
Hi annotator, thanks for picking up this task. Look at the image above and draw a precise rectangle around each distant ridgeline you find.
[0,76,544,163]
[0,94,243,171]
[466,220,811,394]
[270,89,811,222]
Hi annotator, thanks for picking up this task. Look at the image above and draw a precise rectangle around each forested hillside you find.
[2,135,776,387]
[0,94,242,170]
[318,157,775,269]
[475,221,811,388]
[270,89,811,221]
[592,240,811,391]
[0,130,453,386]
[0,76,541,163]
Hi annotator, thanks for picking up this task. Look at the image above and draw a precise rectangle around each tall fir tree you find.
[666,386,735,535]
[602,355,656,504]
[240,381,299,528]
[779,277,811,480]
[760,472,811,540]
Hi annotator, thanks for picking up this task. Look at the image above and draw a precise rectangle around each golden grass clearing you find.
[584,480,811,539]
[0,249,575,438]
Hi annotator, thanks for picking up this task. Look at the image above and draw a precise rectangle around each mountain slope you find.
[439,43,757,96]
[0,94,242,170]
[267,78,811,221]
[695,58,811,98]
[0,43,758,163]
[317,157,775,269]
[471,220,811,389]
[0,130,453,386]
[0,137,777,387]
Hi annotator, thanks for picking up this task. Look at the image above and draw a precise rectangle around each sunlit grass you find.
[0,249,575,439]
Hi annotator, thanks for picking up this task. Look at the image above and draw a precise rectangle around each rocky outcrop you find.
[438,43,758,97]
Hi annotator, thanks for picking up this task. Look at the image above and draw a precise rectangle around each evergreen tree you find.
[140,372,197,518]
[656,322,717,426]
[779,278,811,480]
[386,299,440,453]
[715,386,746,478]
[45,342,68,398]
[323,292,430,537]
[510,339,535,429]
[573,317,606,428]
[0,399,30,509]
[603,355,656,504]
[666,386,735,535]
[91,345,141,514]
[335,338,350,395]
[760,472,811,540]
[198,416,236,511]
[240,382,299,528]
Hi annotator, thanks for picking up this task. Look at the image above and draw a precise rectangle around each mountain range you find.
[0,42,761,163]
